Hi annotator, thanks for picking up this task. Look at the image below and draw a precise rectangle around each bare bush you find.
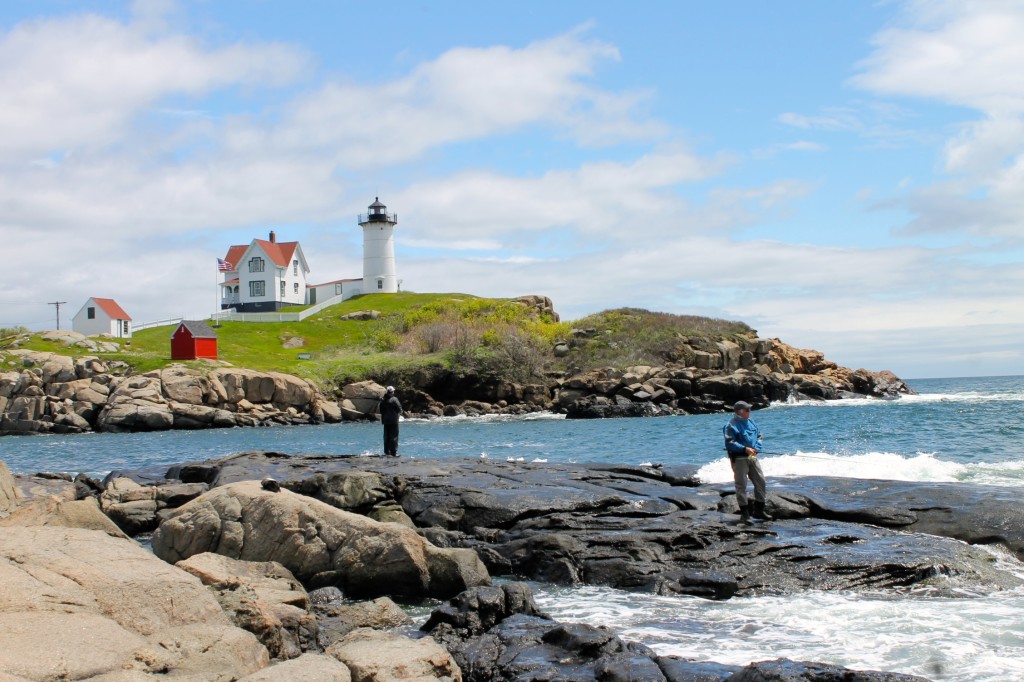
[489,329,548,383]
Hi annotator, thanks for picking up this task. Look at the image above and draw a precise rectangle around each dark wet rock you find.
[567,395,670,419]
[428,610,657,682]
[73,472,103,500]
[423,584,924,682]
[657,657,739,681]
[726,658,928,681]
[130,452,1024,599]
[422,582,544,646]
[308,586,345,606]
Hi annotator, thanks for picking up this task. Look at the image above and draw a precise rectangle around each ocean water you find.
[2,374,1023,680]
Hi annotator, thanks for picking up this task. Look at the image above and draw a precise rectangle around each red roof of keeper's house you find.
[223,240,300,270]
[254,239,299,268]
[91,298,132,321]
[222,245,248,271]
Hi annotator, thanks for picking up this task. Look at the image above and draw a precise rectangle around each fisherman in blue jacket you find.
[723,400,771,523]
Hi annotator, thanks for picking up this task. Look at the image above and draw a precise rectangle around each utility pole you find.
[48,301,67,330]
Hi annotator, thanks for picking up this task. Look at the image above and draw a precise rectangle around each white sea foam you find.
[534,581,1024,682]
[696,451,1024,487]
[403,411,565,424]
[770,388,1024,410]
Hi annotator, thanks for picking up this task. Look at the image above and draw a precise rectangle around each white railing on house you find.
[133,317,183,332]
[210,292,353,324]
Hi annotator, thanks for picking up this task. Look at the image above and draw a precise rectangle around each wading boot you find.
[753,500,772,521]
[738,504,752,525]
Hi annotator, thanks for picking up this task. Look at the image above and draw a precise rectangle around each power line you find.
[47,301,67,330]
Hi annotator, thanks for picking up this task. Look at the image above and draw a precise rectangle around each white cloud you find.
[852,0,1024,114]
[852,1,1024,244]
[0,13,307,159]
[391,149,734,240]
[778,109,864,132]
[222,28,666,168]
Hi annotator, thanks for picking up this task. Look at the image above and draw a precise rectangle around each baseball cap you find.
[733,401,752,412]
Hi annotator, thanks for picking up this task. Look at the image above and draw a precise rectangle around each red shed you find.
[171,320,218,360]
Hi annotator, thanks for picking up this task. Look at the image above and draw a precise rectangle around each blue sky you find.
[0,0,1021,378]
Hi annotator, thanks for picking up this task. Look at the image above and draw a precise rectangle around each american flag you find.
[217,258,233,271]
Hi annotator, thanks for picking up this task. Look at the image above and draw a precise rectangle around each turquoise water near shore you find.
[3,375,1023,680]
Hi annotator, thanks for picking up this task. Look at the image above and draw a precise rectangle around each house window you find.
[293,283,299,294]
[250,280,265,297]
[377,279,383,290]
[335,283,343,295]
[249,257,265,273]
[293,260,298,276]
[122,321,130,335]
[280,281,286,297]
[87,307,96,319]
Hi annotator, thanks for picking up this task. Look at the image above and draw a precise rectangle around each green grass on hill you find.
[1,295,754,389]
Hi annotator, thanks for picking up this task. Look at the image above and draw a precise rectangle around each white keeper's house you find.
[219,198,399,313]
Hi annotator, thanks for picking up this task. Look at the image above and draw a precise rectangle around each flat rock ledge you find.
[118,452,1024,600]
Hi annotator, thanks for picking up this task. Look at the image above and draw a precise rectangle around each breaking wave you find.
[697,451,1024,487]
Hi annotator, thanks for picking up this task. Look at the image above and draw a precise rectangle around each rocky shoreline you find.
[0,453,952,681]
[1,334,913,436]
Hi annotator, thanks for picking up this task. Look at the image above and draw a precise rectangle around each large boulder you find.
[327,628,461,682]
[215,368,279,404]
[341,381,386,416]
[239,653,352,681]
[0,526,269,680]
[152,481,490,599]
[40,354,77,384]
[96,376,174,432]
[269,372,316,408]
[177,553,319,660]
[0,460,19,513]
[0,495,126,538]
[160,366,214,404]
[100,477,160,535]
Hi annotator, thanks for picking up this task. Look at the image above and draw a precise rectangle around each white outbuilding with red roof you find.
[72,298,133,338]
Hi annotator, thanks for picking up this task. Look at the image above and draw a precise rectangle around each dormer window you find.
[249,257,265,273]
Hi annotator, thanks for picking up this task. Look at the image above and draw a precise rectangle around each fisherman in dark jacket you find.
[723,400,771,523]
[380,386,403,457]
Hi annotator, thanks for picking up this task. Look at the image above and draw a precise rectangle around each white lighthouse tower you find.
[358,197,398,294]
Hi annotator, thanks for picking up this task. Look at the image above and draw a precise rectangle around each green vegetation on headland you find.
[1,293,754,389]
